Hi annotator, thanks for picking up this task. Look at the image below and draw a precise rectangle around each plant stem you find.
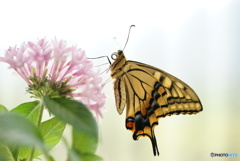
[27,102,45,161]
[37,101,45,127]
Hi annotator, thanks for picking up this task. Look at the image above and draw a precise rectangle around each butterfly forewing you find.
[129,61,203,115]
[110,50,202,156]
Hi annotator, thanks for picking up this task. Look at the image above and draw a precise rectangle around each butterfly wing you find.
[113,60,202,156]
[127,60,203,117]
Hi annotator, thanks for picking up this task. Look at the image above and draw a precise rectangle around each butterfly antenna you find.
[123,25,135,51]
[113,37,122,49]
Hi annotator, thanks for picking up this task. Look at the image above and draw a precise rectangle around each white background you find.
[0,0,240,161]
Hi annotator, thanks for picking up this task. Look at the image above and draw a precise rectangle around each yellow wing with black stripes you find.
[110,50,203,156]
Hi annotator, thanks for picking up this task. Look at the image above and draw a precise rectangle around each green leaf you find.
[79,153,102,161]
[0,105,8,112]
[18,117,66,159]
[43,97,98,140]
[17,146,31,160]
[0,144,18,161]
[0,112,45,152]
[11,101,40,125]
[68,149,102,161]
[11,101,42,159]
[72,129,97,154]
[67,149,81,161]
[0,153,9,161]
[36,117,66,157]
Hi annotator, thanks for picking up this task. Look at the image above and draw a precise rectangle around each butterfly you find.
[109,28,202,156]
[110,50,203,155]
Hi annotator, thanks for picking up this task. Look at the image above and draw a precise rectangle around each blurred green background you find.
[0,0,239,161]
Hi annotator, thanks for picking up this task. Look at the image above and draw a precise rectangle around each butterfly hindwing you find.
[113,63,160,155]
[110,50,202,156]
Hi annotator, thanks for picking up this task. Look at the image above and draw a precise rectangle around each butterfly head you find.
[110,50,127,78]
